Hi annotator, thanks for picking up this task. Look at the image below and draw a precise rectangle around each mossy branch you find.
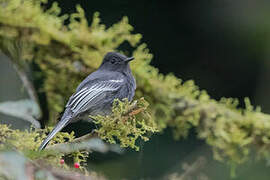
[0,98,155,170]
[1,0,270,170]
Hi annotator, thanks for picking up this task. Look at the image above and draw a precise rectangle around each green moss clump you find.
[0,124,87,169]
[92,98,158,151]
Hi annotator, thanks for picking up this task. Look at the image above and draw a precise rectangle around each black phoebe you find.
[39,52,136,150]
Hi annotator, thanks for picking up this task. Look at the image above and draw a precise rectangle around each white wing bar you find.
[66,80,123,113]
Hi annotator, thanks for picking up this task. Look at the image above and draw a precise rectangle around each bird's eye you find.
[111,59,116,64]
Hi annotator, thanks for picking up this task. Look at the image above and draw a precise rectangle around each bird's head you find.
[99,52,134,72]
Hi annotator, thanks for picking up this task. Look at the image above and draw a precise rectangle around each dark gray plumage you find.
[39,52,136,150]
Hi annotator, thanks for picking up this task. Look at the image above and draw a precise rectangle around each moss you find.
[0,124,84,170]
[92,98,158,151]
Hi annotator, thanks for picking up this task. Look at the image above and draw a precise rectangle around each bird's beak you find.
[125,57,134,62]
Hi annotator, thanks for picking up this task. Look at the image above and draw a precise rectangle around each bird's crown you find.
[102,52,134,64]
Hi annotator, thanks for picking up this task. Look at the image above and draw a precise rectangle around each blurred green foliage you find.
[2,0,270,174]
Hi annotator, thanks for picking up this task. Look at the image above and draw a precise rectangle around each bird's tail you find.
[38,116,71,150]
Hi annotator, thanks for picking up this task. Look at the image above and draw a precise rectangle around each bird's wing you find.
[66,79,124,114]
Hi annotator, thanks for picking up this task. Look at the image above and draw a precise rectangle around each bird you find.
[39,52,136,150]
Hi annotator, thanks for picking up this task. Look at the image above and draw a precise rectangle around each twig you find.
[178,156,206,180]
[166,156,207,180]
[46,133,123,154]
[12,62,42,119]
[46,133,96,151]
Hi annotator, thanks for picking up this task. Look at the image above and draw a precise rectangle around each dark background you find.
[2,0,270,179]
[50,0,270,105]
